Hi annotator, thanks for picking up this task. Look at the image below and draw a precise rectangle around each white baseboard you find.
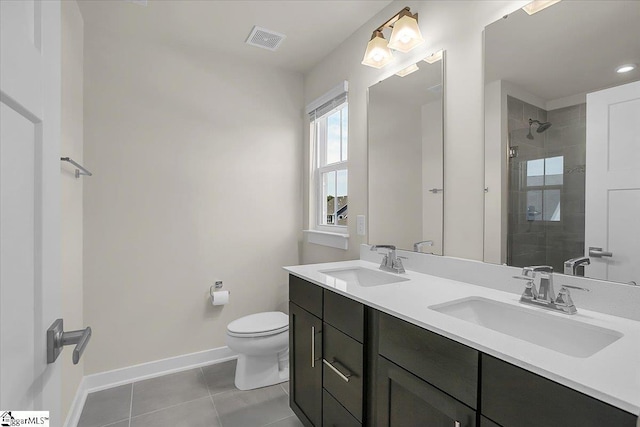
[64,346,237,427]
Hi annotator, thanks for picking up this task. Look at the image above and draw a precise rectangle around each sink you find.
[429,297,623,358]
[319,267,410,287]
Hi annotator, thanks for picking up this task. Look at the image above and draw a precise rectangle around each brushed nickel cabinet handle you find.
[454,422,461,427]
[323,358,352,383]
[311,326,315,368]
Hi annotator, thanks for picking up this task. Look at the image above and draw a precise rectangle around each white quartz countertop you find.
[284,260,640,416]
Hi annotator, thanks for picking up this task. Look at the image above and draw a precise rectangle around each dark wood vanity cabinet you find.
[373,310,478,427]
[289,274,637,427]
[289,275,364,427]
[481,355,637,427]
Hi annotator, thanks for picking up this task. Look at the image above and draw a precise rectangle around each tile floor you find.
[77,359,303,427]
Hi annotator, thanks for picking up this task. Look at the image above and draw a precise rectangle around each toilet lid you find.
[227,311,289,337]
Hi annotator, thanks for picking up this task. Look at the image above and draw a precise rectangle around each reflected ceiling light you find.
[361,6,425,69]
[423,50,443,64]
[395,63,419,77]
[522,0,562,15]
[616,64,637,73]
[361,31,394,69]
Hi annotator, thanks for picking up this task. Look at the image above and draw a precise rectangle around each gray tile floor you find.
[77,360,303,427]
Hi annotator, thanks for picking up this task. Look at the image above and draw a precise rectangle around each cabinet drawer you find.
[323,389,361,427]
[323,324,363,422]
[323,289,364,343]
[377,311,478,408]
[290,274,323,318]
[482,354,636,427]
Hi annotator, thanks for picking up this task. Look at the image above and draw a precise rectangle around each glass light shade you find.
[522,0,562,15]
[361,34,394,69]
[388,15,424,53]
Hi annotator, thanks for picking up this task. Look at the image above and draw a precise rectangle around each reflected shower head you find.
[528,118,552,138]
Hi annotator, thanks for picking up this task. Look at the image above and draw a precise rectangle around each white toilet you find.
[226,311,290,390]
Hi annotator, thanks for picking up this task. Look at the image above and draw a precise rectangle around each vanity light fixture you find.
[362,30,394,69]
[423,50,443,64]
[616,64,637,73]
[522,0,562,15]
[395,63,419,77]
[362,6,424,69]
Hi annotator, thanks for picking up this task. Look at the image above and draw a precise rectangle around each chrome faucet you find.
[413,240,434,252]
[513,265,589,314]
[370,245,405,274]
[564,257,590,276]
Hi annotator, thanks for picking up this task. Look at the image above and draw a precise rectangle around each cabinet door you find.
[290,302,323,426]
[375,356,476,427]
[481,354,637,427]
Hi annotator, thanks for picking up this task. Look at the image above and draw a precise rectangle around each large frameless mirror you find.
[483,1,640,285]
[368,52,445,254]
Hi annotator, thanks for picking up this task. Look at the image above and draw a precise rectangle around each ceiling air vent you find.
[245,26,286,51]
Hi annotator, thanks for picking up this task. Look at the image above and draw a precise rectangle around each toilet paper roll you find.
[210,290,230,306]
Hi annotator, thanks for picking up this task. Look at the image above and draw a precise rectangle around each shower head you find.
[536,121,552,132]
[528,118,552,135]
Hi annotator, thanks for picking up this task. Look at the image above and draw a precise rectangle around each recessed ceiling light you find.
[395,63,419,77]
[616,64,637,74]
[522,0,562,15]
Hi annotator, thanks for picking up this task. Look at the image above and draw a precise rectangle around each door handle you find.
[47,319,92,365]
[588,247,613,258]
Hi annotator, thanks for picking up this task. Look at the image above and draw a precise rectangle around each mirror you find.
[368,53,444,254]
[484,1,640,284]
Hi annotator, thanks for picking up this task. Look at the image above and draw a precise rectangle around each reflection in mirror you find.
[484,1,640,285]
[368,52,444,254]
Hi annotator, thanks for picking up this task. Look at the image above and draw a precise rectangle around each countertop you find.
[284,259,640,416]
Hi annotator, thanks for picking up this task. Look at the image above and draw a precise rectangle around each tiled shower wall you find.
[507,96,586,271]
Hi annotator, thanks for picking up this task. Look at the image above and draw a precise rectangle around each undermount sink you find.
[429,297,623,358]
[319,267,410,287]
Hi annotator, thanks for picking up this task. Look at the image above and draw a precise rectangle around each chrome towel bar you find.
[61,157,92,178]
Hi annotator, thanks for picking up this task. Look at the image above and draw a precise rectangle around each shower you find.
[526,118,552,140]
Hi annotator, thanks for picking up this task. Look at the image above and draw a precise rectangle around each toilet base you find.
[234,352,289,391]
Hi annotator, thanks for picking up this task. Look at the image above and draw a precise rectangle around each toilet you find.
[226,311,290,390]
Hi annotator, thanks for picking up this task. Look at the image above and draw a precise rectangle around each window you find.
[308,84,348,234]
[525,156,563,222]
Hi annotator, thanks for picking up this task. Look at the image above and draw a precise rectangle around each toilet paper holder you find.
[210,281,230,302]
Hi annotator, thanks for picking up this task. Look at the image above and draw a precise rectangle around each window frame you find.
[311,100,348,234]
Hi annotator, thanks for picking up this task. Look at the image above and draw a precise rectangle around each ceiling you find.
[485,0,640,102]
[78,0,394,74]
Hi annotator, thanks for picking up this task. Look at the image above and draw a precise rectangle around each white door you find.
[585,80,640,285]
[1,0,62,423]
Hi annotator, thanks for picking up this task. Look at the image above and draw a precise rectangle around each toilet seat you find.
[227,311,289,338]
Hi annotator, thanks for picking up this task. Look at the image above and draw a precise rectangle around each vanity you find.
[284,249,640,427]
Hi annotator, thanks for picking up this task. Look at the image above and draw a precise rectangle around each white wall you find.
[82,31,303,374]
[302,0,529,264]
[61,0,84,417]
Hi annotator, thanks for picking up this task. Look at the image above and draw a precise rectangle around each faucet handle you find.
[555,285,589,307]
[514,275,539,300]
[529,265,553,273]
[370,244,396,251]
